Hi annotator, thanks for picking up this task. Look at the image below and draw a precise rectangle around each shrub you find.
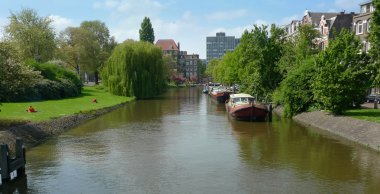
[273,57,316,117]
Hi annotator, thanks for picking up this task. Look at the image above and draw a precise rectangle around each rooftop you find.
[155,39,179,51]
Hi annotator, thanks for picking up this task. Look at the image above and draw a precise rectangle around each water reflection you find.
[0,176,28,194]
[230,117,380,193]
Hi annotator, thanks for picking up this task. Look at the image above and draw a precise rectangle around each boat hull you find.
[226,103,268,121]
[211,92,230,103]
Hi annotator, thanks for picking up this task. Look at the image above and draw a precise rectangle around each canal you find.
[3,87,380,193]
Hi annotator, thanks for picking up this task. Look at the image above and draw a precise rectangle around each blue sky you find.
[0,0,364,58]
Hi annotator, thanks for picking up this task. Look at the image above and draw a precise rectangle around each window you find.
[356,21,363,34]
[367,19,371,32]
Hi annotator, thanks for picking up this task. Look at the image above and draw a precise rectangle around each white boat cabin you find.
[229,93,255,105]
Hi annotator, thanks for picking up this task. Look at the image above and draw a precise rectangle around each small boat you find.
[225,93,269,121]
[202,84,209,93]
[210,87,231,103]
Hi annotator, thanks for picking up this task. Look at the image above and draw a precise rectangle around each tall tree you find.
[238,24,285,101]
[57,21,116,84]
[369,0,380,85]
[274,25,320,117]
[101,41,166,99]
[4,8,56,62]
[139,17,155,43]
[313,29,372,115]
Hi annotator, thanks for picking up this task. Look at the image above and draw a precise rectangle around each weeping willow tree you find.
[101,40,166,99]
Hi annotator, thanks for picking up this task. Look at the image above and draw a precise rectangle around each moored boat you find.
[225,93,269,121]
[210,87,231,103]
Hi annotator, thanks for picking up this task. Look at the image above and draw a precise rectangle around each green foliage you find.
[139,17,155,43]
[273,57,316,117]
[369,0,380,85]
[313,29,372,115]
[101,40,166,99]
[238,24,285,101]
[274,25,320,117]
[57,21,115,84]
[4,8,56,62]
[197,59,207,81]
[0,42,43,102]
[28,61,81,89]
[205,59,221,81]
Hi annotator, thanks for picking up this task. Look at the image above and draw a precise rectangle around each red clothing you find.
[28,107,36,112]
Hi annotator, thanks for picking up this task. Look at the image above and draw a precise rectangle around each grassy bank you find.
[0,86,134,122]
[345,108,380,124]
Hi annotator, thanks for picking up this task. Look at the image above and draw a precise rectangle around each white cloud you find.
[207,9,249,20]
[49,15,75,33]
[334,0,362,10]
[280,14,301,25]
[94,0,162,14]
[209,25,252,39]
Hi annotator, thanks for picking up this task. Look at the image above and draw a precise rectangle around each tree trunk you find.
[95,71,99,85]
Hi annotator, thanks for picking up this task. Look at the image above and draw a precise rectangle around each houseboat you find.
[225,93,269,121]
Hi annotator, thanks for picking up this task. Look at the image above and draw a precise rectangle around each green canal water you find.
[2,87,380,193]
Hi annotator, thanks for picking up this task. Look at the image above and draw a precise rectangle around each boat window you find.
[234,98,241,102]
[241,98,248,102]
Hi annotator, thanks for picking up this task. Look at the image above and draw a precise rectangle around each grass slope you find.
[0,86,134,122]
[345,108,380,124]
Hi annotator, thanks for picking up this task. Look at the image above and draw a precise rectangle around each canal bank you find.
[274,107,380,152]
[0,102,131,151]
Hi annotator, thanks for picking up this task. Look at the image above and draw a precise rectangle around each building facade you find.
[353,1,374,53]
[156,39,201,81]
[179,51,199,81]
[284,20,301,39]
[206,32,240,62]
[318,12,357,49]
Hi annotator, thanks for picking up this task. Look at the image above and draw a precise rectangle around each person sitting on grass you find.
[92,98,98,103]
[26,106,37,113]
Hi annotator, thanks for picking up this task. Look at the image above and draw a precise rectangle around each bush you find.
[273,57,316,117]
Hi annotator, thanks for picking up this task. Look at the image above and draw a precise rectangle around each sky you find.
[0,0,364,59]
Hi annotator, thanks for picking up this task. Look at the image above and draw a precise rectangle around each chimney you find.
[178,42,180,51]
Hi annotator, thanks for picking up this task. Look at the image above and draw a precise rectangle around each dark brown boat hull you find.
[226,103,268,121]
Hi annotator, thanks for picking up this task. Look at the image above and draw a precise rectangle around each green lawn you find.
[345,108,380,124]
[0,86,134,122]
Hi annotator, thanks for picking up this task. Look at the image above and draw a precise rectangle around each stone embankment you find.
[0,103,129,151]
[274,107,380,151]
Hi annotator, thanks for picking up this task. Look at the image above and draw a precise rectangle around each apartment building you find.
[353,1,374,53]
[179,51,199,80]
[206,32,240,62]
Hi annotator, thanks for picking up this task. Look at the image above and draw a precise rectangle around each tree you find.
[197,59,207,82]
[237,24,285,101]
[4,8,56,62]
[369,0,380,85]
[101,41,166,99]
[139,17,155,43]
[313,29,372,114]
[57,21,116,84]
[274,25,320,117]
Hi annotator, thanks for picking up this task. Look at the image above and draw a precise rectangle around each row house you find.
[284,20,301,39]
[179,51,200,81]
[353,1,374,53]
[317,12,357,49]
[155,39,201,81]
[284,10,356,49]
